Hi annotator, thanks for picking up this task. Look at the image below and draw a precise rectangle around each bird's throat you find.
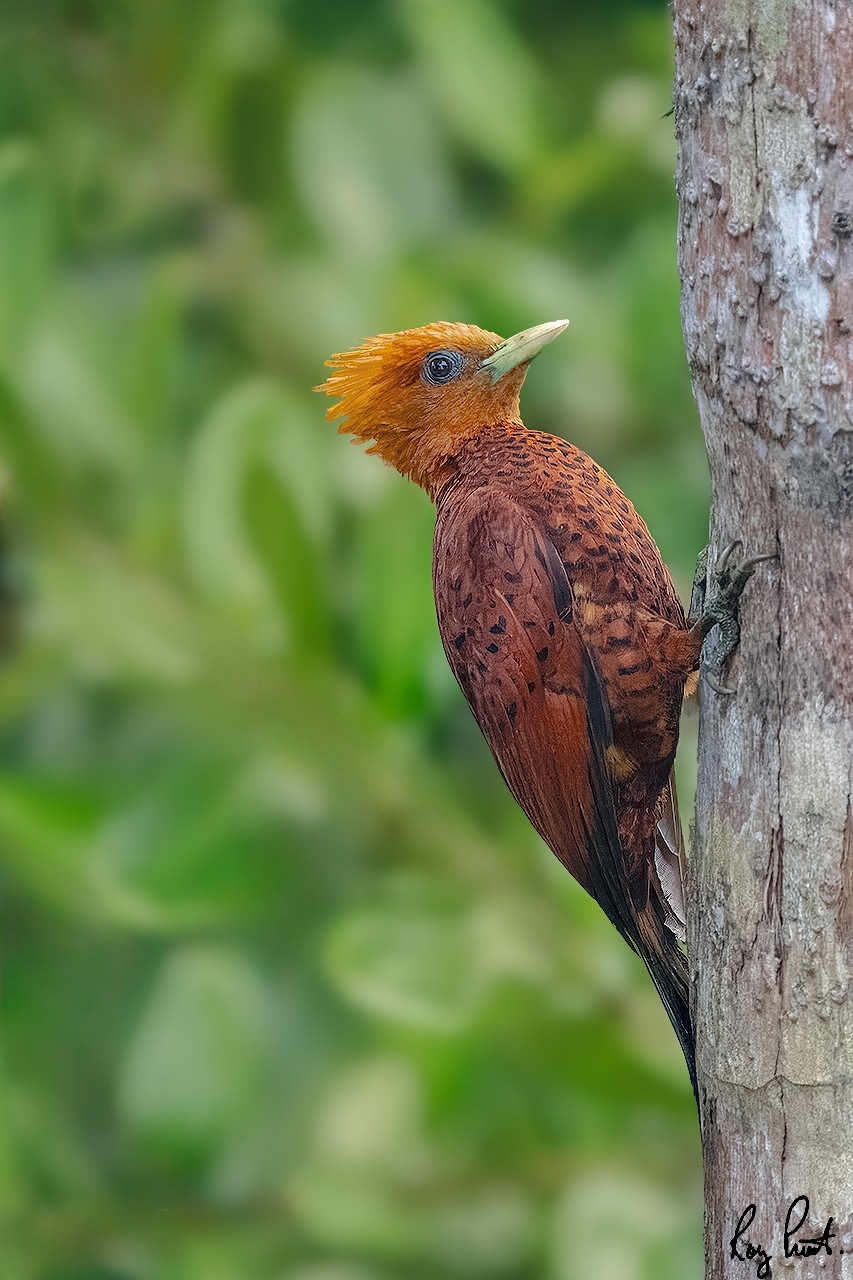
[375,424,460,499]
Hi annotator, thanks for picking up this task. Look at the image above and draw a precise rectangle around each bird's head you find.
[317,319,568,496]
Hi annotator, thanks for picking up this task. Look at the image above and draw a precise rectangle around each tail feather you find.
[654,776,687,942]
[575,661,696,1101]
[636,906,696,1101]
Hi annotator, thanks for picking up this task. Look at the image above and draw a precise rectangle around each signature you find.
[730,1196,836,1278]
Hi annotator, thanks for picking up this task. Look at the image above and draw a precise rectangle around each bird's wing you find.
[434,487,694,1091]
[434,487,641,945]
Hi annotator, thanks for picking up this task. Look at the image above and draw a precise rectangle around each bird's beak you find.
[482,319,569,383]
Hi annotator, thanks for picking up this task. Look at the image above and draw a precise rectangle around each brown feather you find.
[320,321,701,1094]
[434,485,695,1090]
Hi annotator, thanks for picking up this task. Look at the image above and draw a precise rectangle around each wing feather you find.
[436,491,638,943]
[434,488,695,1092]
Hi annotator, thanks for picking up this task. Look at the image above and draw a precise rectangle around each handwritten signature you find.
[730,1196,836,1278]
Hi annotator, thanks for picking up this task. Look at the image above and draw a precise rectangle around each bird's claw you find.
[703,668,736,697]
[691,540,777,696]
[715,540,776,584]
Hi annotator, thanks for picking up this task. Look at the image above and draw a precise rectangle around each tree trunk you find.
[674,2,853,1277]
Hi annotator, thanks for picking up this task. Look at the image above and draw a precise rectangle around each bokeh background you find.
[0,1,711,1277]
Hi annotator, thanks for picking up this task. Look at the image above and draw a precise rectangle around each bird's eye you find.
[422,350,465,385]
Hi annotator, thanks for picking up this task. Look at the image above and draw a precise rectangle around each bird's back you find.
[433,423,698,1089]
[436,424,695,854]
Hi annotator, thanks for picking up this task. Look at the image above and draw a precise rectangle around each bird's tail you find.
[578,726,697,1101]
[635,905,696,1102]
[575,721,697,1100]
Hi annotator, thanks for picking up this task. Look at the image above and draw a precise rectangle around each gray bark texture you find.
[674,1,853,1277]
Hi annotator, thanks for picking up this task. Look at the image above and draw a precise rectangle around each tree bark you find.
[674,2,853,1277]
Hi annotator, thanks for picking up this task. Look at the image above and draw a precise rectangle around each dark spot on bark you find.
[463,593,472,609]
[505,572,522,583]
[833,209,853,239]
[527,680,536,692]
[536,646,549,662]
[505,593,514,604]
[506,702,517,722]
[486,642,499,653]
[490,617,506,634]
[618,662,643,676]
[454,633,466,650]
[548,621,555,635]
[523,619,536,628]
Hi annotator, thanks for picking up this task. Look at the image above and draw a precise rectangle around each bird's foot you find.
[689,541,776,695]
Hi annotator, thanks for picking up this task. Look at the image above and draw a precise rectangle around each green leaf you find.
[124,265,182,435]
[184,378,333,651]
[87,759,288,931]
[324,879,491,1032]
[242,456,332,660]
[400,0,542,173]
[0,142,53,357]
[350,481,437,715]
[117,948,275,1166]
[290,67,453,261]
[0,775,107,916]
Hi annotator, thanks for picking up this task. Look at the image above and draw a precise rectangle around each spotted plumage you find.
[318,320,702,1092]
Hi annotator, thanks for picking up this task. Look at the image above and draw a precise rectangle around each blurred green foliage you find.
[0,1,709,1276]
